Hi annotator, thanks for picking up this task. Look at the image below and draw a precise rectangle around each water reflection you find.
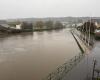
[0,29,81,80]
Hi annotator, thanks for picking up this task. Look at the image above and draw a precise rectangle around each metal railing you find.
[43,53,85,80]
[72,29,94,47]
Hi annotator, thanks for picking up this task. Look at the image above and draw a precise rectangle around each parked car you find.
[94,28,100,38]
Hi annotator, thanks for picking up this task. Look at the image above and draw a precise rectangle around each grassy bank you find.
[0,27,65,35]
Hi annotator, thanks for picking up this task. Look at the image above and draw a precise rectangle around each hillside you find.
[2,17,100,23]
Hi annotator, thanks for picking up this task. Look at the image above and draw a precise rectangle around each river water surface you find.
[0,29,81,80]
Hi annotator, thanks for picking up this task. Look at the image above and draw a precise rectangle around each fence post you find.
[57,68,61,80]
[92,58,97,80]
[49,73,52,80]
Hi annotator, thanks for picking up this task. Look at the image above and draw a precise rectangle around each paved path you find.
[62,32,100,80]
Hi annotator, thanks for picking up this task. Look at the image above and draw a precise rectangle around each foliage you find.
[45,20,54,29]
[80,22,96,33]
[35,21,44,29]
[21,22,33,30]
[54,21,64,29]
[8,21,21,27]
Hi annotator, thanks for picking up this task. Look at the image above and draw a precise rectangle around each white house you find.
[16,24,22,29]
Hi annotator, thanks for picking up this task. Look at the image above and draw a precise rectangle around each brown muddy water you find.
[0,29,81,80]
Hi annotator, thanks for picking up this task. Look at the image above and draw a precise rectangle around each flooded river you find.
[0,29,81,80]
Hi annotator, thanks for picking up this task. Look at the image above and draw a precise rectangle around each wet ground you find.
[63,33,100,80]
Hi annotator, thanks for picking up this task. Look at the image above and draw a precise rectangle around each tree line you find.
[8,20,65,30]
[34,20,64,29]
[77,21,96,33]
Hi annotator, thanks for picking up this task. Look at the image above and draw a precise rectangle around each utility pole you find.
[88,17,91,46]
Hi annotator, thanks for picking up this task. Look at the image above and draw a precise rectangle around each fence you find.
[72,29,95,47]
[43,53,85,80]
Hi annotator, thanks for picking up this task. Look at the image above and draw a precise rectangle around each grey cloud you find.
[0,0,99,19]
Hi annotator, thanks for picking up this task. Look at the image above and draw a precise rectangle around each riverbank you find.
[34,27,65,31]
[0,27,65,34]
[0,28,65,39]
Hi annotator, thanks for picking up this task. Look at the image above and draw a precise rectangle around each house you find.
[91,19,100,28]
[16,24,22,29]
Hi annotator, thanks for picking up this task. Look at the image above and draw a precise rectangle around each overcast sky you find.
[0,0,99,19]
